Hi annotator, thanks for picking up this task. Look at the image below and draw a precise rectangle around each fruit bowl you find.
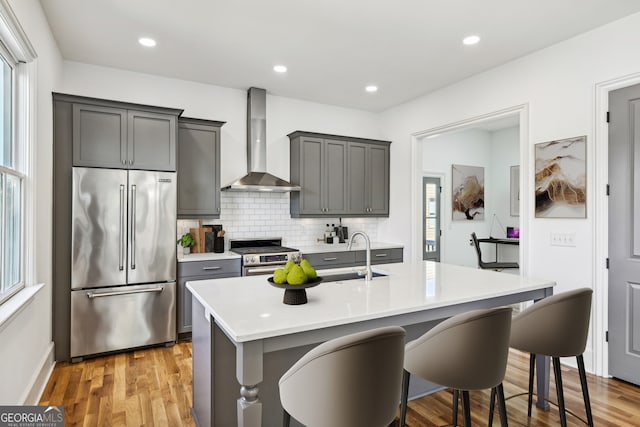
[267,277,323,305]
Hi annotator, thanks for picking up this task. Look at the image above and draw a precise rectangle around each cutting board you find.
[190,220,212,253]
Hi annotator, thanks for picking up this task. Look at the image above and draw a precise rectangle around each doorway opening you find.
[423,176,441,261]
[411,105,528,273]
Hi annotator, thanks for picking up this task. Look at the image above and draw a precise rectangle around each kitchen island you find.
[187,261,555,427]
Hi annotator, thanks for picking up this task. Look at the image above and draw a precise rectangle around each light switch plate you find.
[551,232,576,247]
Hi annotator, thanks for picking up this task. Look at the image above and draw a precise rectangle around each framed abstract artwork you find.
[452,164,484,220]
[534,136,586,218]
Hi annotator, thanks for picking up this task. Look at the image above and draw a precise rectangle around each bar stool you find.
[399,307,513,427]
[489,288,594,427]
[278,326,406,427]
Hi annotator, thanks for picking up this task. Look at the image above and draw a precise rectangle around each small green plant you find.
[177,232,196,248]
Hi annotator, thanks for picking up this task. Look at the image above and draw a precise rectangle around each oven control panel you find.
[242,251,301,266]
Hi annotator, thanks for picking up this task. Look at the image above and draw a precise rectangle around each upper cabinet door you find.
[347,142,367,214]
[367,144,390,215]
[72,104,127,169]
[299,137,325,215]
[128,110,177,171]
[324,140,348,215]
[177,120,222,218]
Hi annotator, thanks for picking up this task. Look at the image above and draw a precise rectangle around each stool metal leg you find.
[452,389,459,426]
[488,387,496,426]
[283,409,291,427]
[552,357,567,427]
[576,355,594,427]
[461,390,471,427]
[527,353,535,418]
[497,383,508,427]
[399,369,411,426]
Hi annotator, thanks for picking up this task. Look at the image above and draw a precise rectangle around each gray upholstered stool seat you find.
[399,307,513,427]
[489,288,594,427]
[278,326,406,427]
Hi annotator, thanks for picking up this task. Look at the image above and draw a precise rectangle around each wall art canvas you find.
[452,164,484,220]
[510,165,520,217]
[534,136,586,218]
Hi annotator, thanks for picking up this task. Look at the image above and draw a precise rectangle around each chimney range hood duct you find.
[221,87,301,192]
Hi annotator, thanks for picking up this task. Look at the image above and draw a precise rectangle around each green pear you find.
[284,260,296,273]
[301,262,317,280]
[273,268,288,284]
[286,265,307,285]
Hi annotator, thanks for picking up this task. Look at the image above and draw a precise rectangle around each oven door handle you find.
[244,266,282,276]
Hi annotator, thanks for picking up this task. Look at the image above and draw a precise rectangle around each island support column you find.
[535,287,554,410]
[236,340,264,427]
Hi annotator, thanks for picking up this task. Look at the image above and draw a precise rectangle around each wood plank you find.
[39,342,640,427]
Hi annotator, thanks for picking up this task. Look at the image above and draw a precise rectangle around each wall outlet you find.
[550,232,576,247]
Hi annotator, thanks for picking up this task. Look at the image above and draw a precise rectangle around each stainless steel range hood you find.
[221,87,301,192]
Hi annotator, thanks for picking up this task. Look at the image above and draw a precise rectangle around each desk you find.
[477,237,519,263]
[188,261,554,427]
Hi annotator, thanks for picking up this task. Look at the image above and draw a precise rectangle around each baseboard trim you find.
[21,341,55,405]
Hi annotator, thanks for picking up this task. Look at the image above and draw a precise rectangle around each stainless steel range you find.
[230,238,301,276]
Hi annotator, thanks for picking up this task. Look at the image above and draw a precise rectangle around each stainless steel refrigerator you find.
[70,167,177,359]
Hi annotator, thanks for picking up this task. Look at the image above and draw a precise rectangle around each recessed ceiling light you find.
[273,65,287,73]
[138,37,156,47]
[365,85,378,93]
[463,35,480,45]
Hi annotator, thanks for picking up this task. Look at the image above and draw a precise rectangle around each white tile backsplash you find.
[178,192,380,250]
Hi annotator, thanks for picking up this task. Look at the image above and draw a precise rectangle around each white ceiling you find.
[39,0,640,112]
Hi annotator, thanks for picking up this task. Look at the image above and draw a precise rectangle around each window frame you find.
[0,0,36,306]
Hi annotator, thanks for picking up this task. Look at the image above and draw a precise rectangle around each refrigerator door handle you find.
[86,286,164,299]
[131,184,137,270]
[119,184,126,271]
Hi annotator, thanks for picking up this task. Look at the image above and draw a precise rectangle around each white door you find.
[608,83,640,386]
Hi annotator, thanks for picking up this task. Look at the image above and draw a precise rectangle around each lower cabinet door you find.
[70,282,176,358]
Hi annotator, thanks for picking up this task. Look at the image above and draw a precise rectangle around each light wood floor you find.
[40,342,640,426]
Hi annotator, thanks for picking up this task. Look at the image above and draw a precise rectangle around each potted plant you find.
[177,232,196,254]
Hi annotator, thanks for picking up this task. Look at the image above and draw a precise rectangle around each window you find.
[0,1,36,305]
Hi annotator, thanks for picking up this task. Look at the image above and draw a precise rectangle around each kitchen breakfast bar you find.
[187,261,555,427]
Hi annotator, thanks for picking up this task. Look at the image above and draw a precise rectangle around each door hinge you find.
[606,258,610,269]
[439,186,442,193]
[606,111,610,123]
[606,331,609,342]
[606,184,610,196]
[439,229,442,236]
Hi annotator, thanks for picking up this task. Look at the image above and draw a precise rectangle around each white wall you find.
[0,0,62,404]
[380,12,640,372]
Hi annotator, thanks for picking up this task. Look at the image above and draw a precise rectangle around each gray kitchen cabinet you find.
[303,247,403,270]
[355,247,403,266]
[302,250,357,269]
[177,118,225,218]
[347,141,390,216]
[289,135,348,216]
[65,93,182,171]
[289,131,390,217]
[177,258,241,335]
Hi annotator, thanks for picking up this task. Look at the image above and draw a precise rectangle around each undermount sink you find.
[322,271,387,282]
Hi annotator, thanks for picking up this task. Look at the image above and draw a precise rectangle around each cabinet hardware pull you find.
[202,266,221,271]
[375,253,388,257]
[87,286,163,298]
[323,257,338,261]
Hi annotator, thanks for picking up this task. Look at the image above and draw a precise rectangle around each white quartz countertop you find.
[177,251,241,262]
[297,241,403,254]
[187,261,554,343]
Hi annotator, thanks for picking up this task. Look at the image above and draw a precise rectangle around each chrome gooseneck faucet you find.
[347,231,372,281]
